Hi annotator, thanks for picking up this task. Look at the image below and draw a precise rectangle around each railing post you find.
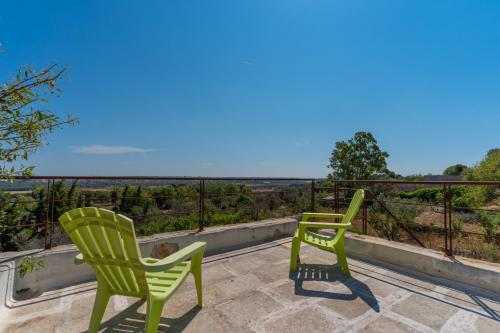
[448,185,453,256]
[310,179,315,211]
[198,180,205,232]
[362,201,367,235]
[334,182,340,213]
[50,179,55,249]
[443,184,450,255]
[44,179,51,250]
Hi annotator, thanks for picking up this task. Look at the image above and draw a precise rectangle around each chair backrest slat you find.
[342,189,365,225]
[59,207,148,296]
[333,189,365,240]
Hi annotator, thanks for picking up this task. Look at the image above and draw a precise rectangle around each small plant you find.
[18,256,45,278]
[478,212,499,243]
[452,217,464,231]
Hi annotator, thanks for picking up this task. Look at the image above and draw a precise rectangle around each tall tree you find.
[328,131,390,180]
[0,64,76,178]
[443,164,469,176]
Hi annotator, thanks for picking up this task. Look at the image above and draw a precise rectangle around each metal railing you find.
[0,176,498,261]
[320,180,499,259]
[0,176,315,250]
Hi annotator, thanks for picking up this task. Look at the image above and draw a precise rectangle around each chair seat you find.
[143,259,192,299]
[295,229,338,251]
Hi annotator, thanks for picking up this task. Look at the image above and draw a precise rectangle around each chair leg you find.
[290,236,301,272]
[145,294,166,333]
[191,251,204,307]
[335,238,350,276]
[88,283,111,333]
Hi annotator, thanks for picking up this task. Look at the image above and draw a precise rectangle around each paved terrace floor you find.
[2,239,499,333]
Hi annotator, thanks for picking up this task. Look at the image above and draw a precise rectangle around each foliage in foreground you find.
[0,64,76,178]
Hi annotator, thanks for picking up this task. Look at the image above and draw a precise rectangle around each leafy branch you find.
[0,64,77,178]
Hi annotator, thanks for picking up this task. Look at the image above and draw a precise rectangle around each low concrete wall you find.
[10,217,298,297]
[344,233,500,293]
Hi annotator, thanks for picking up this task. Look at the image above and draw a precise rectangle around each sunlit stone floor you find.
[2,239,499,333]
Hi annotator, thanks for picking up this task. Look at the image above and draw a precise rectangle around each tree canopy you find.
[443,164,469,176]
[466,148,500,181]
[0,64,76,178]
[328,131,390,180]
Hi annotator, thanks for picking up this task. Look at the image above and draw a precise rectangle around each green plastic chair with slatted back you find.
[290,189,364,276]
[59,207,206,333]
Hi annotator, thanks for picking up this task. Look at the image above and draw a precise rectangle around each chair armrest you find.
[74,253,84,265]
[141,241,207,272]
[298,222,351,239]
[301,213,344,222]
[299,222,352,230]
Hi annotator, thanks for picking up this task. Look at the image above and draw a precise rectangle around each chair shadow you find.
[85,300,201,333]
[290,261,380,313]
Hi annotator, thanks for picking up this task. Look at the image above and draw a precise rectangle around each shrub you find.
[452,217,464,231]
[478,212,499,243]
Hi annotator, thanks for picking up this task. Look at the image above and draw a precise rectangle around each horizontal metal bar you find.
[5,175,315,181]
[325,180,500,185]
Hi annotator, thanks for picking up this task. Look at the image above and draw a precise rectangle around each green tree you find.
[443,164,469,176]
[466,149,500,181]
[328,131,390,180]
[0,64,76,178]
[464,148,500,204]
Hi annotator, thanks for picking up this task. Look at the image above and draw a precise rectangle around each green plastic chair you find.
[290,189,364,276]
[59,207,207,333]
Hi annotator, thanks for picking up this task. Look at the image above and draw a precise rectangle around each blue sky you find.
[1,0,499,177]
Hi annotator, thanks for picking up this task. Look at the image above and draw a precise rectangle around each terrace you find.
[2,239,499,333]
[0,177,499,332]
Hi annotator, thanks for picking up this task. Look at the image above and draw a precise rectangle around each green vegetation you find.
[466,149,500,182]
[443,164,469,176]
[368,195,418,240]
[397,186,481,211]
[0,181,309,251]
[18,255,45,278]
[0,64,76,178]
[328,131,392,180]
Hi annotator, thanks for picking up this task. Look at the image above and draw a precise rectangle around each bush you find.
[398,186,481,211]
[478,212,499,243]
[452,217,464,231]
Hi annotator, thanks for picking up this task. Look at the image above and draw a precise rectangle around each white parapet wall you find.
[344,233,500,293]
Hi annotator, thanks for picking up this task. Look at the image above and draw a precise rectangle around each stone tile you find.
[205,273,264,305]
[222,246,290,277]
[359,315,420,333]
[270,279,332,303]
[443,288,500,316]
[252,260,290,283]
[171,308,233,333]
[204,262,236,281]
[215,291,283,328]
[359,277,405,299]
[3,312,63,333]
[474,316,500,333]
[163,289,200,317]
[263,307,341,333]
[377,271,438,294]
[319,291,379,319]
[391,294,458,331]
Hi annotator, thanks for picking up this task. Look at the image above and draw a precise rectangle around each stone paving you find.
[2,238,499,332]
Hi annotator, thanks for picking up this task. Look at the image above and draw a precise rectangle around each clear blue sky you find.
[1,0,499,177]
